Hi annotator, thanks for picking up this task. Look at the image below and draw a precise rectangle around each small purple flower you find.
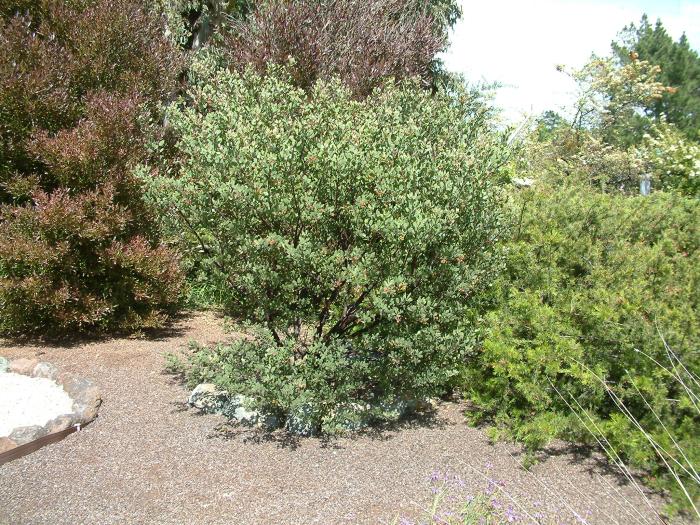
[485,479,503,495]
[504,505,520,522]
[433,513,450,525]
[485,480,497,495]
[429,471,441,483]
[398,518,414,525]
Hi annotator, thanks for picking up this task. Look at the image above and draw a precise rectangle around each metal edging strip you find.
[0,424,84,466]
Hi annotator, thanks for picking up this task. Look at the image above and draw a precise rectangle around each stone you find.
[220,394,279,429]
[513,177,534,188]
[258,413,281,430]
[72,396,101,423]
[45,414,77,434]
[188,383,230,413]
[286,403,320,437]
[227,395,280,429]
[371,397,425,422]
[375,399,409,421]
[0,437,16,454]
[9,358,39,376]
[333,403,371,432]
[189,384,280,429]
[32,362,59,380]
[0,356,8,373]
[9,425,47,446]
[417,398,439,411]
[62,377,101,423]
[188,383,280,430]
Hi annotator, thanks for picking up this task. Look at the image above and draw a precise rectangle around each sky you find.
[441,0,700,123]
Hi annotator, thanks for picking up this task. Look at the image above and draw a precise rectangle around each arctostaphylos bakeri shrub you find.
[143,53,509,434]
[464,178,699,516]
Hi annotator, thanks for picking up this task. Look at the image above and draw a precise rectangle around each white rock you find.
[188,383,225,408]
[188,385,279,429]
[0,373,74,437]
[286,403,319,436]
[513,177,535,188]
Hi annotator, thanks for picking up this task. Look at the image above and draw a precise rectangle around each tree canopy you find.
[612,14,700,141]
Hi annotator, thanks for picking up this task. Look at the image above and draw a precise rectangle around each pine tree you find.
[613,15,700,141]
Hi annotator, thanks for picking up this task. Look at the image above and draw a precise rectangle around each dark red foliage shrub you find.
[0,0,184,335]
[222,0,449,98]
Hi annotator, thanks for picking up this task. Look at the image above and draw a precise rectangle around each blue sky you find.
[441,0,700,123]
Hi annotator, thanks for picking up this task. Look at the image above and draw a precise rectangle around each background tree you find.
[564,56,667,145]
[613,15,700,142]
[534,110,567,142]
[220,0,459,99]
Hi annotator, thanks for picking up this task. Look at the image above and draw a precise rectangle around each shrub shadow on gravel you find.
[0,311,196,350]
[199,405,450,452]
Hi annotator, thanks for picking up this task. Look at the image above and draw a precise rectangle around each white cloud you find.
[442,0,700,123]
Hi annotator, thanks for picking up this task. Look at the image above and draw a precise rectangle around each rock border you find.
[0,357,101,459]
[188,383,434,436]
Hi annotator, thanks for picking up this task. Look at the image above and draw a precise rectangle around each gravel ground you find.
[0,312,674,525]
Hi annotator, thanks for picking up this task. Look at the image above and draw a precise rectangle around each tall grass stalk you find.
[559,338,700,522]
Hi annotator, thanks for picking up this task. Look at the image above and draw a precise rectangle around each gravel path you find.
[0,312,672,525]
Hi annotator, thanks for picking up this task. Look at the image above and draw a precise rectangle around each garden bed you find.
[0,357,101,463]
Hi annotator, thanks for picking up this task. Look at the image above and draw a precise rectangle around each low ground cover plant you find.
[147,53,508,432]
[465,177,699,515]
[391,467,588,524]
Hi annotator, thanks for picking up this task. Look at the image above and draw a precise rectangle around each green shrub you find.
[639,123,700,198]
[0,0,185,334]
[145,55,507,431]
[465,179,699,514]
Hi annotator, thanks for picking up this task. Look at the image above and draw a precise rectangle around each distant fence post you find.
[640,173,651,196]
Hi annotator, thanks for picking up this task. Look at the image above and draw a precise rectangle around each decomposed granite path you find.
[0,312,675,525]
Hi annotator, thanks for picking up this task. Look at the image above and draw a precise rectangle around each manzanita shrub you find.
[145,54,507,432]
[465,179,699,515]
[0,0,184,335]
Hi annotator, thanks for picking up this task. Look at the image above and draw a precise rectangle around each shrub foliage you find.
[146,57,507,430]
[221,0,453,98]
[466,179,700,513]
[0,0,184,334]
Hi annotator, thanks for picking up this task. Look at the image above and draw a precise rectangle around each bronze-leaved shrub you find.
[0,0,184,335]
[221,0,455,98]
